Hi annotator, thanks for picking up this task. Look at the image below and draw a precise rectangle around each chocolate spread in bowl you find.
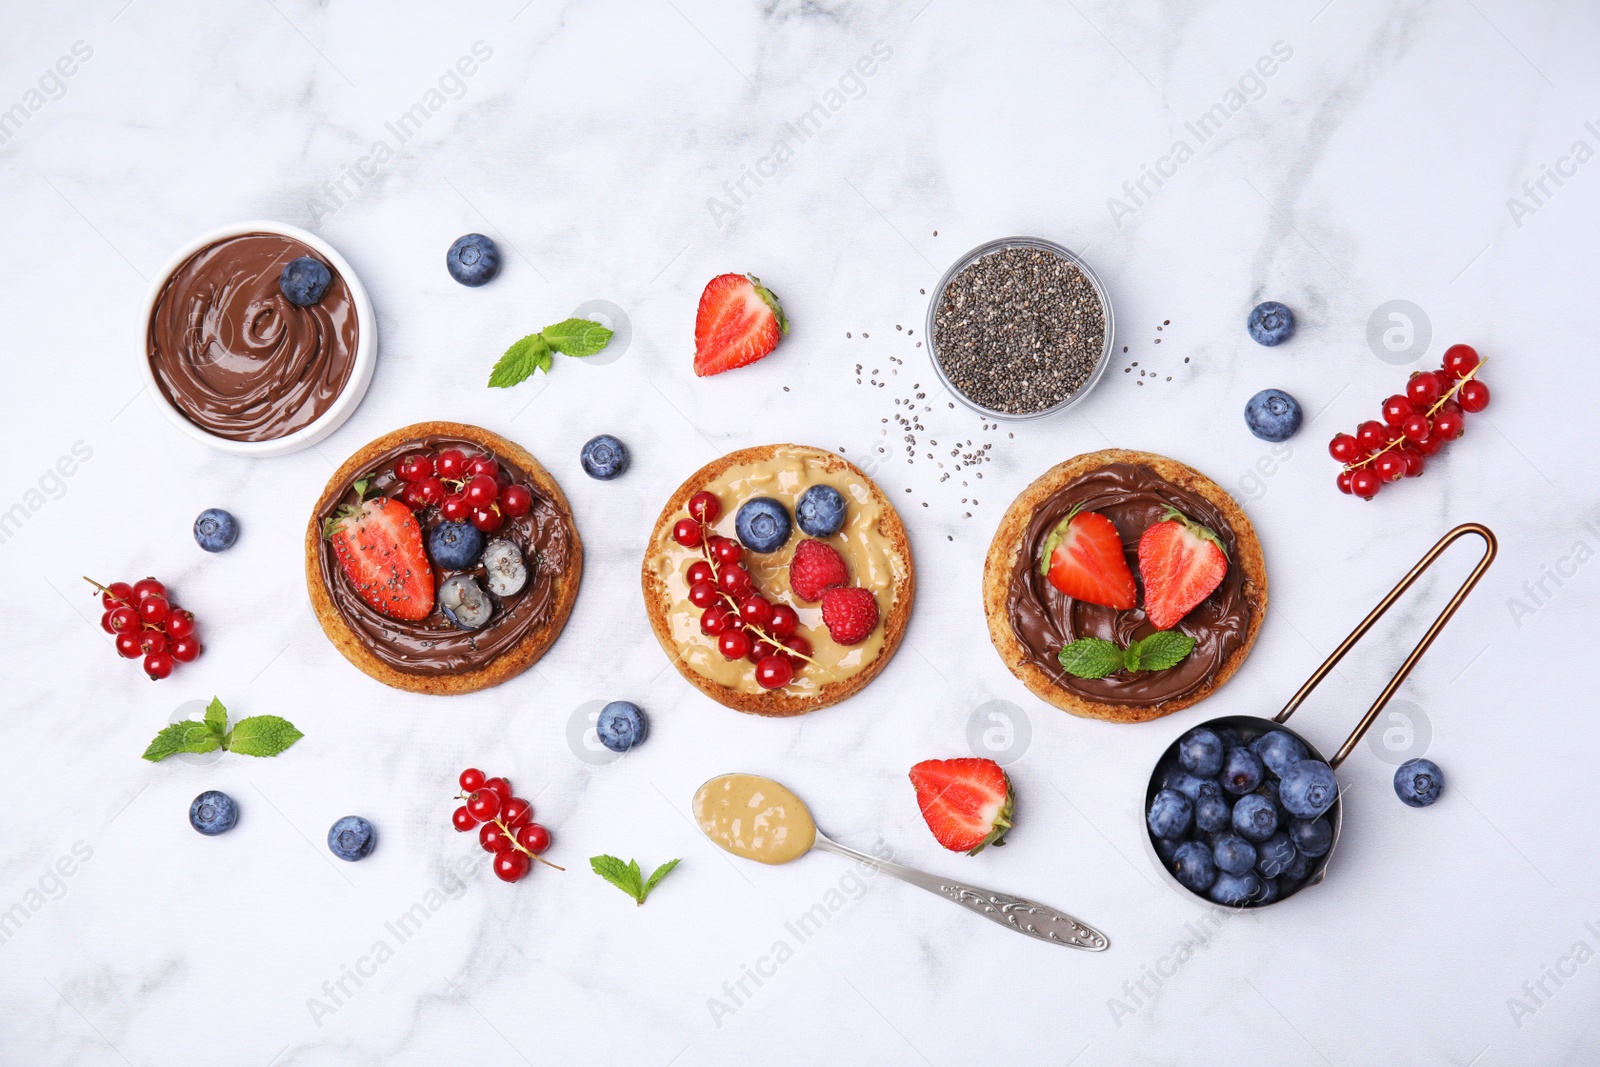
[316,434,575,676]
[147,232,359,442]
[1006,462,1252,707]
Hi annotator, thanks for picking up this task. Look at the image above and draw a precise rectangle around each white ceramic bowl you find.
[139,220,377,457]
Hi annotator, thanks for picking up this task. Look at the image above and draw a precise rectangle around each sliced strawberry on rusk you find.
[693,273,789,377]
[1137,506,1229,631]
[908,758,1014,855]
[324,490,434,622]
[1040,505,1137,611]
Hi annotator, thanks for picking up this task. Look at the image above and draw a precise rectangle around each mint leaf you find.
[541,318,613,358]
[1133,631,1196,672]
[142,722,222,762]
[641,858,680,902]
[1057,638,1125,679]
[488,333,553,388]
[204,697,228,737]
[590,854,645,903]
[1123,640,1142,673]
[222,715,304,758]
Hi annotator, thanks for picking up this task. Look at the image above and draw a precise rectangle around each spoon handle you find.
[811,834,1109,950]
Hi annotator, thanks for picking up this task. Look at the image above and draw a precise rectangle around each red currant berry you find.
[1350,468,1382,500]
[718,565,753,597]
[738,595,773,628]
[471,505,504,533]
[517,823,551,853]
[99,610,116,634]
[459,768,486,792]
[133,578,166,601]
[1442,343,1480,378]
[436,449,468,480]
[116,631,142,659]
[442,494,472,523]
[1406,371,1443,407]
[143,652,174,680]
[1355,420,1387,452]
[767,603,800,638]
[106,606,139,633]
[1401,447,1425,478]
[686,560,714,585]
[467,455,499,481]
[494,850,532,882]
[500,484,533,518]
[748,638,778,663]
[1381,394,1415,427]
[500,798,533,827]
[701,606,733,636]
[466,789,501,821]
[401,481,429,508]
[1400,414,1430,443]
[1328,434,1359,463]
[480,821,514,853]
[688,491,721,523]
[672,519,703,548]
[1417,432,1445,457]
[1374,452,1406,482]
[138,630,168,656]
[397,453,434,482]
[1433,409,1465,440]
[465,475,499,507]
[755,655,794,690]
[416,477,447,507]
[780,634,812,667]
[138,595,170,624]
[102,581,134,609]
[1336,470,1354,495]
[711,537,744,566]
[719,628,752,660]
[1458,379,1490,413]
[169,636,202,663]
[452,805,477,832]
[688,580,719,610]
[484,777,513,803]
[163,609,195,638]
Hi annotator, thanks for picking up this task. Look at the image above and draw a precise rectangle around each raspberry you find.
[820,586,878,645]
[788,539,848,602]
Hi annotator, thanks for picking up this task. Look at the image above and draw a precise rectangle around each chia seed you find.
[931,245,1105,416]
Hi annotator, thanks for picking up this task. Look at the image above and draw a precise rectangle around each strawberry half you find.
[693,273,788,377]
[908,758,1014,855]
[1137,506,1229,630]
[1040,506,1137,610]
[324,490,434,622]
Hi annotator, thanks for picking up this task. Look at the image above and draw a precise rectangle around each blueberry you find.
[1250,730,1308,778]
[1221,747,1265,795]
[735,497,792,553]
[1163,768,1222,804]
[1253,877,1281,905]
[1146,789,1193,840]
[1232,794,1279,842]
[1195,792,1232,834]
[795,485,847,537]
[481,540,527,597]
[1394,758,1444,807]
[193,508,239,552]
[1256,780,1280,807]
[1153,834,1181,864]
[1247,301,1295,346]
[438,575,492,629]
[1255,832,1298,877]
[189,790,238,836]
[428,521,485,571]
[446,233,501,287]
[1289,816,1333,857]
[1281,849,1313,883]
[1211,833,1258,876]
[1172,840,1217,893]
[280,256,331,306]
[327,816,376,861]
[596,700,647,753]
[1178,727,1225,777]
[1215,727,1244,749]
[1209,870,1264,906]
[1280,760,1338,819]
[580,434,630,480]
[1244,389,1303,443]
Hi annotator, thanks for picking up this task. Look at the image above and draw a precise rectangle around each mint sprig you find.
[141,697,303,762]
[590,855,680,906]
[488,318,614,388]
[1057,632,1197,680]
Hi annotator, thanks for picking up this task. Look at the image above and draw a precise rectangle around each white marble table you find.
[3,1,1597,1063]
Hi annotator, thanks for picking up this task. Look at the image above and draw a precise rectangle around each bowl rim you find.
[924,235,1115,421]
[138,219,377,457]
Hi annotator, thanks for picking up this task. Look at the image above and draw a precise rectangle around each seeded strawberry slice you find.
[325,490,434,622]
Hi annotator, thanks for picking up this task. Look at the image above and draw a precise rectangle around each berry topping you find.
[820,586,878,645]
[596,701,648,752]
[1040,506,1138,610]
[481,540,528,597]
[436,449,468,480]
[672,518,704,548]
[1246,301,1295,346]
[692,273,789,377]
[908,757,1014,855]
[735,497,792,553]
[580,434,630,480]
[500,484,533,517]
[427,520,486,571]
[1243,388,1302,442]
[324,495,434,622]
[788,538,849,602]
[438,575,493,629]
[446,233,501,287]
[193,508,239,552]
[754,655,793,689]
[327,816,376,861]
[688,491,721,523]
[279,256,331,306]
[1137,507,1229,631]
[795,484,847,537]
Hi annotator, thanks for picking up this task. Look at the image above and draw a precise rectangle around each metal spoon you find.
[693,773,1109,950]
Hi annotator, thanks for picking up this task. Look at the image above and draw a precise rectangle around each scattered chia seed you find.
[932,246,1105,416]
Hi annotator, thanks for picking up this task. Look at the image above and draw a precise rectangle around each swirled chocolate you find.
[1006,463,1251,707]
[316,435,575,675]
[147,233,359,442]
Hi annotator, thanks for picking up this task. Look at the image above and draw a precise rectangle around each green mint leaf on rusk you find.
[1122,640,1142,673]
[1057,638,1125,679]
[141,721,222,762]
[204,697,228,737]
[222,715,304,757]
[541,318,613,358]
[488,333,553,388]
[1133,631,1196,672]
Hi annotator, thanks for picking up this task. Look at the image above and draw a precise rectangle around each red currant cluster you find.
[1328,344,1491,500]
[87,576,201,680]
[450,768,560,883]
[671,491,812,690]
[392,448,534,534]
